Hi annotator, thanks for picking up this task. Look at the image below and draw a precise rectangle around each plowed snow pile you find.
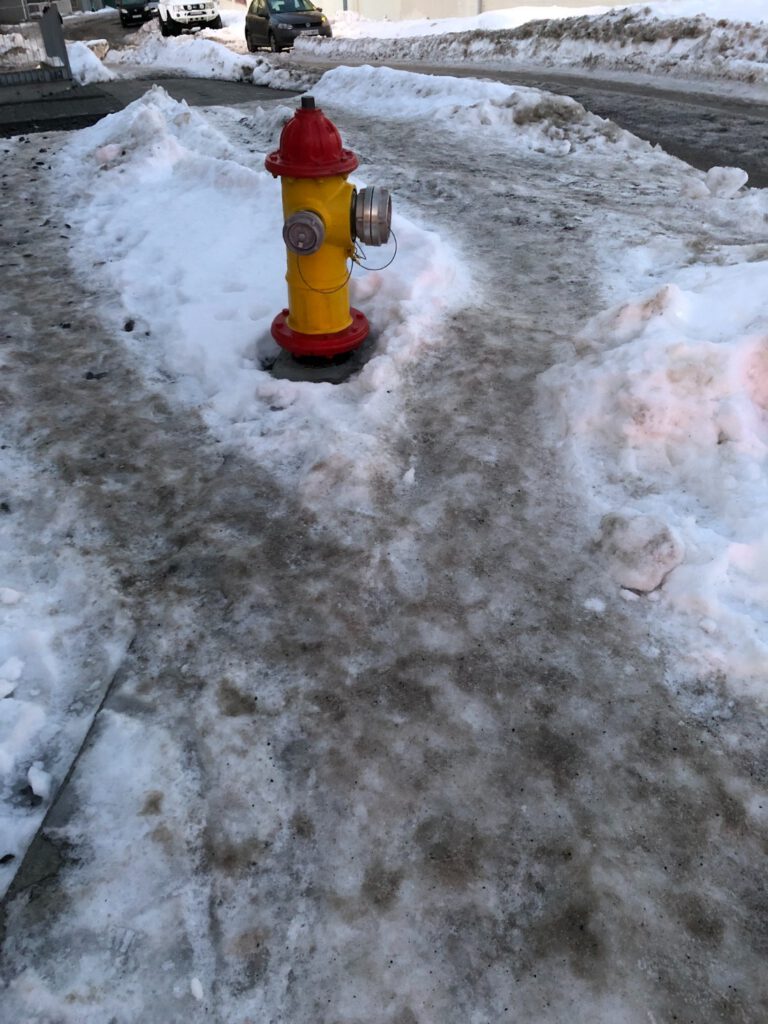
[298,6,768,87]
[541,216,768,697]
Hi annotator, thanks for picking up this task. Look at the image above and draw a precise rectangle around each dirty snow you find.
[2,9,768,1022]
[50,66,768,706]
[0,437,131,893]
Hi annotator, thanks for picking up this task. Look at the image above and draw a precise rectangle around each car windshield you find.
[269,0,316,12]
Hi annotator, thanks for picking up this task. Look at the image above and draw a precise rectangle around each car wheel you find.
[159,14,170,34]
[209,13,222,28]
[268,31,281,52]
[245,30,257,52]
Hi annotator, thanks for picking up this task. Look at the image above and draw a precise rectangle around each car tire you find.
[245,30,257,52]
[268,31,281,52]
[159,14,170,34]
[209,14,222,28]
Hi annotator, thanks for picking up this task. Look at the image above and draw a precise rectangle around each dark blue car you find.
[245,0,331,52]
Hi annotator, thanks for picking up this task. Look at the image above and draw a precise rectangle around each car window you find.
[269,0,316,12]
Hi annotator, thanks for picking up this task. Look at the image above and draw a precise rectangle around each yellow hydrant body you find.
[280,175,356,337]
[266,97,367,359]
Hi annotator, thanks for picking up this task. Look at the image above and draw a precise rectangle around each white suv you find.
[158,0,222,34]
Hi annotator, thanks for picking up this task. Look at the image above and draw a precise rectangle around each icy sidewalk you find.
[0,134,133,896]
[2,76,768,1023]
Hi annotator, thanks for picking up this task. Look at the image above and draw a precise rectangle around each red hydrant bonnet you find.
[265,96,359,179]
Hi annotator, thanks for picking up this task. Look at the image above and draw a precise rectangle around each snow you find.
[3,2,768,1018]
[51,64,767,704]
[312,64,642,155]
[324,0,767,37]
[56,84,468,514]
[294,0,768,89]
[326,5,622,38]
[541,241,768,696]
[89,0,768,94]
[0,440,131,892]
[106,20,313,89]
[66,39,117,84]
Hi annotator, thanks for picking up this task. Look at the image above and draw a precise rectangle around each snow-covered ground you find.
[3,3,768,1021]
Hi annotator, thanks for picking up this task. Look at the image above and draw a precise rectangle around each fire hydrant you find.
[265,95,392,359]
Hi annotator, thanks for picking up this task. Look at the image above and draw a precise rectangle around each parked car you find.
[244,0,331,53]
[157,0,222,35]
[117,0,157,26]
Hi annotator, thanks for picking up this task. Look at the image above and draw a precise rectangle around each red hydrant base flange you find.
[271,308,369,359]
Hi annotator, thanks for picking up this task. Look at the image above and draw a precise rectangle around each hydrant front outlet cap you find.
[283,210,325,255]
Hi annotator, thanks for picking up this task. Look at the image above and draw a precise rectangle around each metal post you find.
[39,5,71,80]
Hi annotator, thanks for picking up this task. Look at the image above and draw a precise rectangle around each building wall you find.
[325,0,602,17]
[0,0,27,25]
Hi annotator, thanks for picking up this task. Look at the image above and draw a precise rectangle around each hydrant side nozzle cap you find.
[264,100,358,179]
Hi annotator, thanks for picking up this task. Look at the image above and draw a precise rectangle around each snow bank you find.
[109,24,311,90]
[541,191,768,696]
[325,1,766,39]
[66,40,116,84]
[299,6,768,87]
[313,65,646,156]
[55,84,468,517]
